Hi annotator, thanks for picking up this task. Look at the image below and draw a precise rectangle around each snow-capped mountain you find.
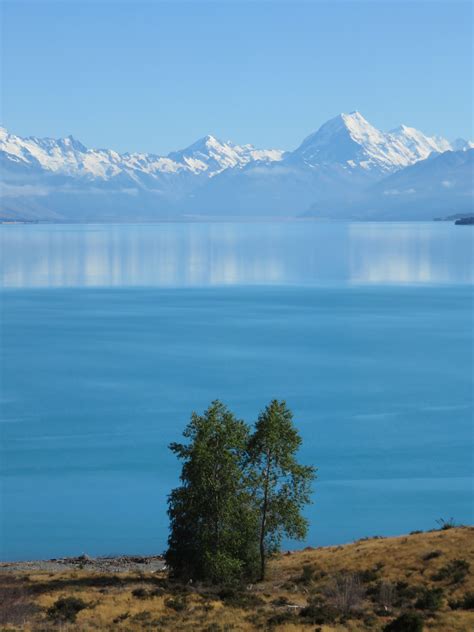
[0,113,471,221]
[289,112,452,173]
[185,112,470,217]
[168,135,284,176]
[0,127,283,181]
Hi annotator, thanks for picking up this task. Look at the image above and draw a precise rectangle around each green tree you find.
[248,400,316,580]
[165,400,259,583]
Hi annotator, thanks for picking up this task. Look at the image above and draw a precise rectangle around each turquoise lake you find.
[0,222,473,560]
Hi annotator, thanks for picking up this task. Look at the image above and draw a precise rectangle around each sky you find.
[1,0,472,154]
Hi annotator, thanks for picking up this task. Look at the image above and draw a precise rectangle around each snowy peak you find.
[297,111,383,151]
[0,114,470,189]
[292,111,394,171]
[388,124,451,161]
[168,135,283,176]
[0,127,283,181]
[1,115,471,223]
[292,112,458,174]
[340,111,385,142]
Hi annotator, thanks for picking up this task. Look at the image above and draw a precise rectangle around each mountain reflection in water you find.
[1,221,472,288]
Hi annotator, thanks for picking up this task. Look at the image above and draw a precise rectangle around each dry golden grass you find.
[1,527,473,631]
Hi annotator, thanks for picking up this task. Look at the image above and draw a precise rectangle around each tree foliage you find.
[248,399,316,579]
[165,400,258,583]
[166,399,316,584]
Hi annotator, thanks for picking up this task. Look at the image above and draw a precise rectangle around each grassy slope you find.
[1,527,473,631]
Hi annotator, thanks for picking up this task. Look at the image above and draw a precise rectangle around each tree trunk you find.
[259,452,271,581]
[259,517,266,581]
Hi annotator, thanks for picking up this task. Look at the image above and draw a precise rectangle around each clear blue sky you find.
[1,0,472,154]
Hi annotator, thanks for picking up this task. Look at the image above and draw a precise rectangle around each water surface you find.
[0,222,473,560]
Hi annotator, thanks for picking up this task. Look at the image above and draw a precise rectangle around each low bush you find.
[164,596,187,612]
[433,559,470,583]
[131,586,164,599]
[300,597,338,624]
[448,591,474,610]
[271,595,291,606]
[435,517,457,530]
[392,580,421,606]
[362,613,379,626]
[47,596,88,622]
[421,550,442,562]
[217,587,264,608]
[0,587,39,626]
[325,573,365,615]
[112,611,130,623]
[358,567,379,583]
[267,610,299,626]
[414,587,443,611]
[205,625,237,632]
[383,611,424,632]
[300,563,315,584]
[130,610,153,623]
[377,581,396,611]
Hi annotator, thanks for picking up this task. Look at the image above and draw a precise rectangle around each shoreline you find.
[0,553,167,575]
[3,526,472,574]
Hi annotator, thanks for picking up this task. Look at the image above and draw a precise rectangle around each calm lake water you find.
[0,222,473,560]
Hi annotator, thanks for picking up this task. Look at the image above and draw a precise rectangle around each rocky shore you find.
[0,553,166,574]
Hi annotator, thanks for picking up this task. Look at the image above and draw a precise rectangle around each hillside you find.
[1,527,473,631]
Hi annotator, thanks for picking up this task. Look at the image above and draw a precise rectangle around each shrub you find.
[414,587,443,611]
[113,611,130,623]
[383,612,424,632]
[271,595,291,606]
[392,580,422,605]
[362,613,378,626]
[0,582,39,626]
[130,610,152,623]
[204,624,236,632]
[378,581,396,611]
[300,563,315,584]
[267,610,299,626]
[433,559,470,583]
[358,567,379,583]
[164,596,187,612]
[300,597,338,624]
[47,596,88,622]
[325,573,365,615]
[421,550,442,561]
[217,587,264,608]
[448,591,474,610]
[435,517,457,530]
[131,587,164,599]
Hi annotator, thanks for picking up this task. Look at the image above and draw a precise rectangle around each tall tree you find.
[166,400,259,583]
[248,400,316,580]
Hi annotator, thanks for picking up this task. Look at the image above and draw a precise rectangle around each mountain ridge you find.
[1,113,472,221]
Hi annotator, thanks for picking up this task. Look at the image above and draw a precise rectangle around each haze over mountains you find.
[1,112,472,221]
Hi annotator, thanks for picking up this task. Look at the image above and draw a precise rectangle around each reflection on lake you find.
[1,221,472,287]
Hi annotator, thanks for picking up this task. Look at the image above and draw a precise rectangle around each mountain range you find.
[1,112,472,221]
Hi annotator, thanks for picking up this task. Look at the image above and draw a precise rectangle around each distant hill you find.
[1,113,472,221]
[306,149,474,220]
